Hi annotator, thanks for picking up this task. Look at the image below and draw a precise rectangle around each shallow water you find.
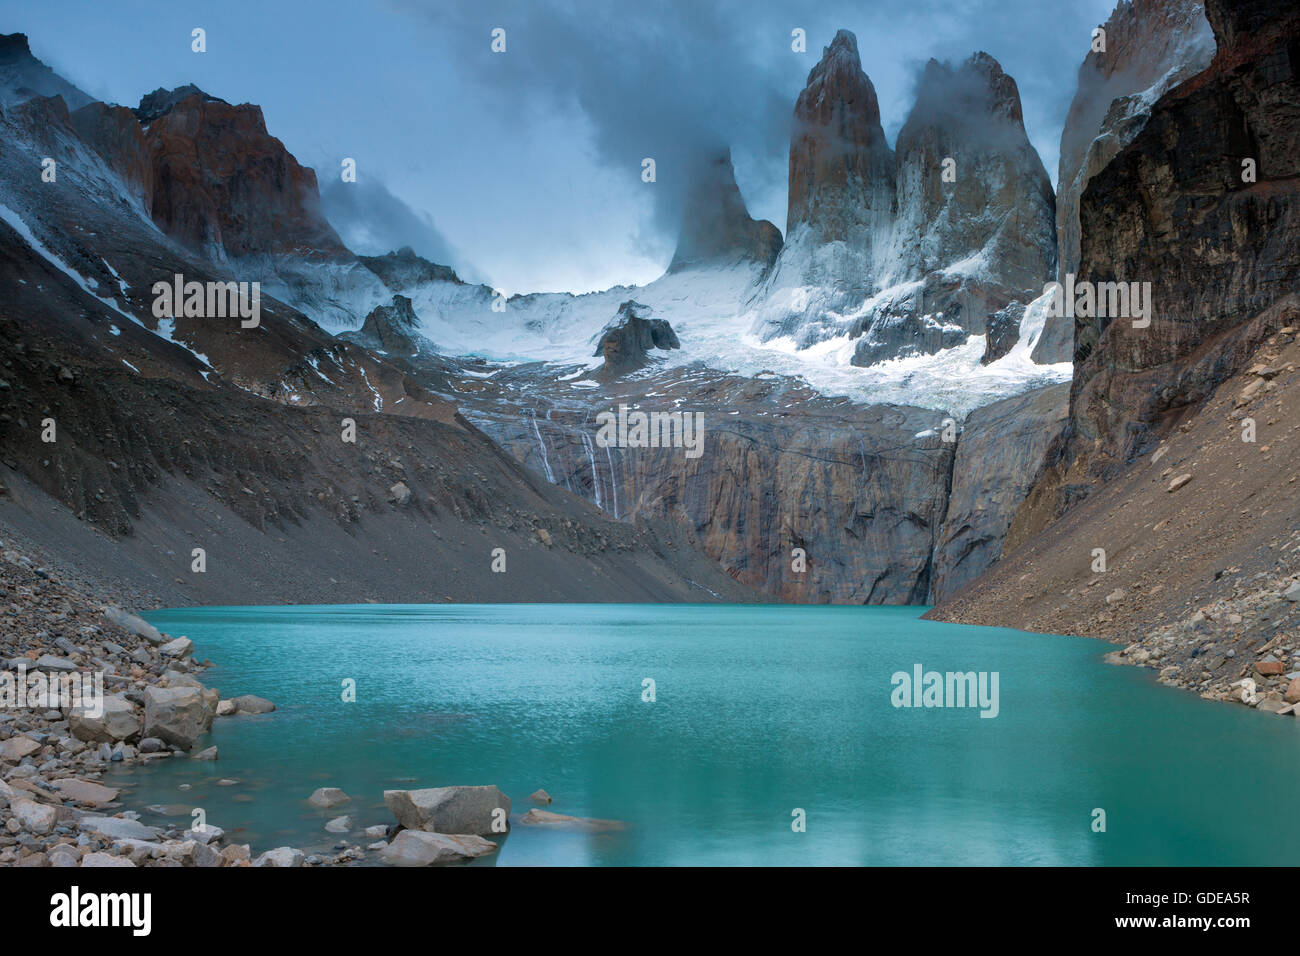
[105,603,1298,865]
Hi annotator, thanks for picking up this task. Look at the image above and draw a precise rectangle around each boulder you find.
[528,789,553,805]
[253,847,304,868]
[69,694,140,744]
[12,799,56,835]
[192,746,218,761]
[324,815,352,833]
[229,694,275,715]
[159,636,194,658]
[78,816,161,842]
[80,852,136,867]
[519,808,627,832]
[383,785,511,836]
[142,685,214,750]
[379,830,497,867]
[1285,678,1300,704]
[0,735,40,762]
[307,787,350,809]
[53,778,119,807]
[102,606,164,645]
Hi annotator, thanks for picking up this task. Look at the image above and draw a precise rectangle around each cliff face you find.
[668,150,782,274]
[467,370,956,604]
[1056,0,1214,282]
[140,89,348,261]
[929,383,1070,603]
[1065,0,1300,484]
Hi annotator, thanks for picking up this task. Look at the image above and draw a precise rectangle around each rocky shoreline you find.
[0,539,627,867]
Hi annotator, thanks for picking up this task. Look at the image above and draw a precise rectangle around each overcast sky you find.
[5,0,1118,293]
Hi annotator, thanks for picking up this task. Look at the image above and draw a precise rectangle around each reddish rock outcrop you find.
[786,30,895,246]
[139,88,347,260]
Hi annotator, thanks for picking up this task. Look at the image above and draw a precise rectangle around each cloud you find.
[319,177,470,276]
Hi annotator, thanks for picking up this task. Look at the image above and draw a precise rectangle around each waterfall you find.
[580,430,603,511]
[529,410,556,484]
[604,442,620,520]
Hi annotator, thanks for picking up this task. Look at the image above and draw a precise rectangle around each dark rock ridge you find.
[593,301,680,380]
[1063,0,1300,487]
[1056,0,1215,281]
[982,303,1025,365]
[360,247,464,290]
[668,149,781,274]
[0,33,93,110]
[341,295,424,355]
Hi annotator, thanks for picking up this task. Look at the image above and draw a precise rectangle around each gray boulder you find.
[69,694,140,744]
[379,830,497,866]
[142,686,215,750]
[383,785,510,836]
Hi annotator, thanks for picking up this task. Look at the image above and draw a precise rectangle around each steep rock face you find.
[1056,0,1214,281]
[667,150,781,274]
[754,30,896,344]
[1066,0,1300,484]
[0,33,92,110]
[849,52,1056,367]
[466,368,957,604]
[341,295,424,355]
[929,383,1070,603]
[360,247,464,289]
[141,88,347,260]
[69,102,154,209]
[593,300,680,380]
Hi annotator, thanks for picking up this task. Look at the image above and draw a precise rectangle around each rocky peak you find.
[341,294,423,355]
[0,32,92,110]
[847,51,1056,367]
[667,149,781,274]
[786,29,895,243]
[360,247,464,292]
[594,300,680,380]
[134,84,228,125]
[884,50,1054,292]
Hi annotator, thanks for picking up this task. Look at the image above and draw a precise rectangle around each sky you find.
[3,0,1118,293]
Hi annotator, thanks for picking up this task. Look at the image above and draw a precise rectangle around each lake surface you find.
[107,604,1299,865]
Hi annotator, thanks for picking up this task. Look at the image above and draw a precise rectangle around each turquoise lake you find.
[106,604,1300,866]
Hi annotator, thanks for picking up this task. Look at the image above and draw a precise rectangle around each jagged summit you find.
[134,84,229,124]
[361,246,464,291]
[667,149,781,274]
[786,29,894,241]
[0,32,93,110]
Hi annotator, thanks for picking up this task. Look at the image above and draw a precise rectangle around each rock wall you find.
[929,383,1070,603]
[1067,0,1300,483]
[1056,0,1214,282]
